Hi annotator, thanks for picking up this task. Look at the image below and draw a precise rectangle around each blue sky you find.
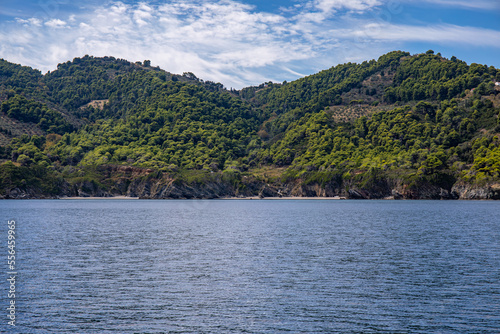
[1,0,499,88]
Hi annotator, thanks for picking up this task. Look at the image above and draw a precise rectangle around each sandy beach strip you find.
[222,196,348,200]
[60,196,139,200]
[58,196,356,200]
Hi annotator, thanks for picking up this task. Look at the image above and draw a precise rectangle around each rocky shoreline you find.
[2,177,499,200]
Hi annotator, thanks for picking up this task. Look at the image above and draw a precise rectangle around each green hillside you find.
[1,51,499,199]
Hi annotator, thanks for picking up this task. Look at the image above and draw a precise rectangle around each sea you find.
[0,199,499,333]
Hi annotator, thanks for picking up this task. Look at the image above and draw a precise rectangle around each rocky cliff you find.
[1,165,499,200]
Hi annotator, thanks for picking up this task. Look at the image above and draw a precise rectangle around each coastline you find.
[222,196,349,200]
[60,196,140,200]
[57,195,349,200]
[55,195,367,200]
[1,196,497,200]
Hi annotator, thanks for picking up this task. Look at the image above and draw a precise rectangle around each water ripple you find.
[0,200,499,333]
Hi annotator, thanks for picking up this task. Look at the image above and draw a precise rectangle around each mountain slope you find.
[1,51,499,199]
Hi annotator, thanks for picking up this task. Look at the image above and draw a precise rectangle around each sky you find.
[1,0,499,89]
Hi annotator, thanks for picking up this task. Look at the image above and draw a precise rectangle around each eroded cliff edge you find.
[1,165,499,200]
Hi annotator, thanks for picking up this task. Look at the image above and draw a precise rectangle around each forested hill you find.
[1,50,499,199]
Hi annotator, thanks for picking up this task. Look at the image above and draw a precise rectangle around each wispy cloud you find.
[351,23,500,47]
[44,19,67,28]
[0,0,499,88]
[414,0,500,10]
[16,18,42,26]
[2,1,316,88]
[314,0,382,13]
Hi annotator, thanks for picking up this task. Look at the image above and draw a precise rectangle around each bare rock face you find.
[347,189,369,199]
[73,181,110,198]
[1,164,498,200]
[452,183,500,200]
[2,187,33,199]
[64,177,497,200]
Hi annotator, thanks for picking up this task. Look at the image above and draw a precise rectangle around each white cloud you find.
[133,3,153,27]
[315,0,382,13]
[354,23,500,47]
[296,0,382,24]
[16,18,42,26]
[67,1,306,86]
[45,19,67,28]
[412,0,500,10]
[0,0,499,88]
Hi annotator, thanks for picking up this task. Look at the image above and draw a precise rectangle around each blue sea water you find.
[0,199,499,333]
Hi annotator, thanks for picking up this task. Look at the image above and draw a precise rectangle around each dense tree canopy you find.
[0,51,499,197]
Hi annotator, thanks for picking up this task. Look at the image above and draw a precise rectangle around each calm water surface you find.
[0,199,499,333]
